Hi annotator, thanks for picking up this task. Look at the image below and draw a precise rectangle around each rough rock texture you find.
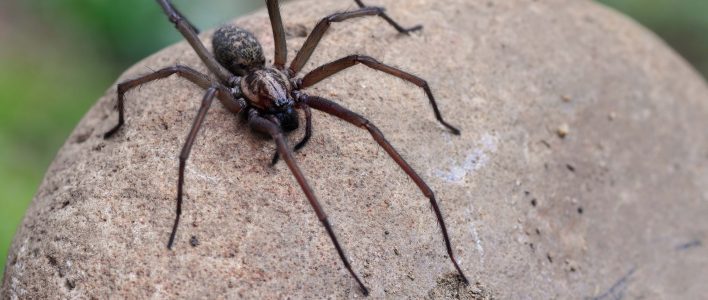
[3,0,708,298]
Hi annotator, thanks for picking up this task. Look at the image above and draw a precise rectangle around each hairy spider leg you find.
[104,65,226,139]
[289,6,421,75]
[156,0,233,83]
[266,0,288,69]
[271,103,313,165]
[168,86,220,249]
[353,0,423,33]
[301,55,460,134]
[303,95,469,284]
[248,109,370,296]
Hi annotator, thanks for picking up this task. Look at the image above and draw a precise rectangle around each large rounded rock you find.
[3,0,707,298]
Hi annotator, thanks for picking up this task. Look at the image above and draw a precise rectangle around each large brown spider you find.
[104,0,467,295]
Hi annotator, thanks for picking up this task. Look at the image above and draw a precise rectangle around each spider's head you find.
[241,68,299,132]
[213,25,266,76]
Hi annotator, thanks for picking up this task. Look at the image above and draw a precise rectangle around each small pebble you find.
[557,123,570,138]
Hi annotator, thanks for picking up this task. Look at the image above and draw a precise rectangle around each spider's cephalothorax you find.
[241,67,298,131]
[105,0,467,296]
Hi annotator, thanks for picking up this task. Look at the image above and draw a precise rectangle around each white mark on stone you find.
[187,166,220,183]
[11,277,23,300]
[151,284,165,300]
[466,206,485,266]
[435,133,498,183]
[10,238,30,298]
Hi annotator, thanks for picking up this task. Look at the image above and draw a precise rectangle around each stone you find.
[3,0,708,298]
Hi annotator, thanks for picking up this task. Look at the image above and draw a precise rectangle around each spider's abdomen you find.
[212,25,265,75]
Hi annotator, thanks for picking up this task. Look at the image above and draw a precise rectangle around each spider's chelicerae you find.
[104,0,467,295]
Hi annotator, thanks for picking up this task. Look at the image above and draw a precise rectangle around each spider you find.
[104,0,468,295]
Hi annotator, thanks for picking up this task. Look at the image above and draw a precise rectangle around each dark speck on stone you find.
[190,236,200,247]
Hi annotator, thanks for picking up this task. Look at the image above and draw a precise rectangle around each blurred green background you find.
[0,0,706,281]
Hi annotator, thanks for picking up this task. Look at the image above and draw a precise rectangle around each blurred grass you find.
[0,0,706,283]
[598,0,708,77]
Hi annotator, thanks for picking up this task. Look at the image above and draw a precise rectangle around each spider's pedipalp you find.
[271,103,312,165]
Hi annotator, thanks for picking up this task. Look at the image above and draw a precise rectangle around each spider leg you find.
[271,103,313,165]
[301,55,460,134]
[353,0,423,33]
[104,65,218,139]
[156,0,233,82]
[248,109,369,296]
[302,95,470,285]
[289,7,419,75]
[266,0,288,69]
[168,86,219,249]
